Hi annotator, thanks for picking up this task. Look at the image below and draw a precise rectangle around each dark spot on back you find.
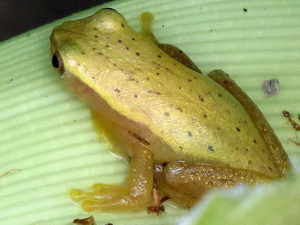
[199,96,204,102]
[207,145,215,152]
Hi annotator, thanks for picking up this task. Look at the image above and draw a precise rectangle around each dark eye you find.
[52,51,65,75]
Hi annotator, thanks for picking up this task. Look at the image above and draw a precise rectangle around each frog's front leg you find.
[155,161,271,208]
[70,137,154,212]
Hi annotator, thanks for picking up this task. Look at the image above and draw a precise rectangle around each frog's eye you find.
[52,51,65,75]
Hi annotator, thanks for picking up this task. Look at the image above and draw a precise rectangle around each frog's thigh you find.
[70,111,154,212]
[208,70,290,174]
[155,161,269,208]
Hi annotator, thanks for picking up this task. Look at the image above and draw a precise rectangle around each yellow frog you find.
[50,8,290,213]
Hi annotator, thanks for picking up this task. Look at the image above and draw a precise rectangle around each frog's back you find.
[52,9,284,178]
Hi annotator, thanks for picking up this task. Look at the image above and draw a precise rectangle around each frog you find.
[50,8,291,213]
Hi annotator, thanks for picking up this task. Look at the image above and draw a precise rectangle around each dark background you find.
[0,0,111,42]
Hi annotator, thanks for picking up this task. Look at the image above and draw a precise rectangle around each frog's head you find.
[50,8,130,76]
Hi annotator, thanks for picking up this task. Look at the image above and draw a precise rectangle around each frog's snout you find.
[52,51,65,75]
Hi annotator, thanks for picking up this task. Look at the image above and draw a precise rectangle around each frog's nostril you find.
[52,51,65,75]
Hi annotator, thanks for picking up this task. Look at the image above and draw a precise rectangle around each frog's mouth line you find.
[53,29,88,38]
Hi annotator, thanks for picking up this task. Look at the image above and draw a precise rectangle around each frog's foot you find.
[154,161,271,208]
[70,143,154,212]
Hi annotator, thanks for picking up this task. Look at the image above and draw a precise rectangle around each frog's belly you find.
[63,72,179,163]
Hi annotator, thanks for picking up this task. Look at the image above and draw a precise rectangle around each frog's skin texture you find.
[50,8,291,212]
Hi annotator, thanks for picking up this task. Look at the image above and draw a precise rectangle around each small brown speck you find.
[236,127,241,132]
[175,107,183,112]
[164,112,170,116]
[121,23,125,28]
[199,96,204,102]
[218,93,223,97]
[207,145,215,152]
[188,79,192,82]
[157,55,162,58]
[188,131,193,137]
[136,52,140,56]
[94,35,98,38]
[132,37,136,41]
[114,88,121,93]
[118,40,122,43]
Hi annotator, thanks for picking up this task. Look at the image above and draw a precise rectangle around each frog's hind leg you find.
[70,110,154,212]
[208,70,290,175]
[154,161,271,208]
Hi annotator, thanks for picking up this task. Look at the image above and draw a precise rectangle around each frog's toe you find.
[81,195,149,212]
[70,189,92,202]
